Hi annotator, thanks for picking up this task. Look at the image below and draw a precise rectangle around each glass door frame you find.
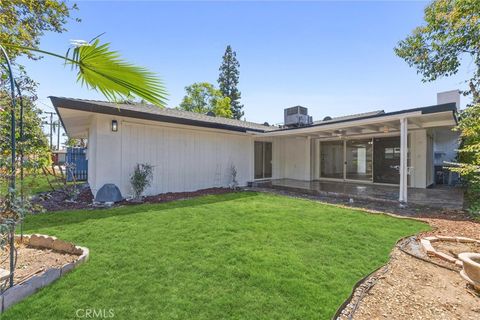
[254,141,273,180]
[319,138,374,183]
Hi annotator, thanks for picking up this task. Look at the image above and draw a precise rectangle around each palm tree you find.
[2,39,168,106]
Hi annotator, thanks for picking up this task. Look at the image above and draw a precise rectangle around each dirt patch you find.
[0,241,78,284]
[349,248,480,320]
[420,218,480,239]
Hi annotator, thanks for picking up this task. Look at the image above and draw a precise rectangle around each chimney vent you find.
[437,90,460,108]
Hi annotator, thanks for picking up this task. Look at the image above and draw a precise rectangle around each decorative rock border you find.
[420,235,480,267]
[0,234,89,313]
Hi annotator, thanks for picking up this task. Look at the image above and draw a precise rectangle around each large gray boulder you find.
[95,184,123,203]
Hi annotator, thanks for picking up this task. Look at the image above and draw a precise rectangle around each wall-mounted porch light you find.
[111,120,118,132]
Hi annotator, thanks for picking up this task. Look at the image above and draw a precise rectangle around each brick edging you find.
[0,234,89,313]
[420,235,480,267]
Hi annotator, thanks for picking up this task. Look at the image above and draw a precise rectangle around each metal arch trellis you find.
[0,44,26,290]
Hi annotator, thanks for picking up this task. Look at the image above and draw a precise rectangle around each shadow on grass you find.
[24,191,259,231]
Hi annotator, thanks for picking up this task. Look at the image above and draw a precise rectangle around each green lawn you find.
[3,192,428,319]
[1,173,67,195]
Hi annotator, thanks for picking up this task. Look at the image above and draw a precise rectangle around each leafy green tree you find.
[218,45,244,119]
[395,0,480,216]
[65,137,86,148]
[394,0,480,100]
[0,0,78,61]
[178,82,232,118]
[0,0,77,186]
[0,95,51,172]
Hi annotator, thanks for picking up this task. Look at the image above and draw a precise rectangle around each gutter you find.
[49,96,269,134]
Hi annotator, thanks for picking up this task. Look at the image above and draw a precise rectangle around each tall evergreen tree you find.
[218,45,244,119]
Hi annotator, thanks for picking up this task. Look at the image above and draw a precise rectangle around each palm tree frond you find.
[1,41,168,107]
[67,40,167,106]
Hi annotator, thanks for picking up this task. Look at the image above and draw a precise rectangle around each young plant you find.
[229,164,239,190]
[130,163,154,201]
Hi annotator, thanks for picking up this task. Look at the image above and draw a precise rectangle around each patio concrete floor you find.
[253,179,464,210]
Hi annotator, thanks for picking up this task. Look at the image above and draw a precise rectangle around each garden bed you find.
[31,184,94,212]
[32,185,234,212]
[0,235,89,313]
[0,241,77,284]
[140,187,234,204]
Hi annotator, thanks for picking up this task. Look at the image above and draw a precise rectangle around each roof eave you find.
[50,97,268,134]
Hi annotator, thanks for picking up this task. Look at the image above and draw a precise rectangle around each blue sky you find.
[20,0,473,126]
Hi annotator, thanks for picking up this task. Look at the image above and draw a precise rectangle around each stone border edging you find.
[0,234,89,313]
[420,235,480,267]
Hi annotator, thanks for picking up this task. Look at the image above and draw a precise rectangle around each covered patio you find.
[255,103,459,205]
[254,179,464,210]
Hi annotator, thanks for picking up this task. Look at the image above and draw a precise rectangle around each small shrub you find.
[229,164,239,190]
[130,163,154,200]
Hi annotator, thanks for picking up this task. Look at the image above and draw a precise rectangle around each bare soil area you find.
[421,217,480,239]
[0,241,78,284]
[338,218,480,320]
[432,240,480,258]
[349,248,480,320]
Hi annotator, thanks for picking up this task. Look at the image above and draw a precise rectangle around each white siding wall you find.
[271,136,311,180]
[86,113,436,197]
[90,115,253,198]
[409,130,427,188]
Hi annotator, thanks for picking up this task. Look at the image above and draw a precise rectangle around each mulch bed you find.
[32,185,234,213]
[31,184,94,212]
[140,187,233,203]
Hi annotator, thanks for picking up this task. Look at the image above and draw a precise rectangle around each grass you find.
[3,192,428,319]
[1,172,74,195]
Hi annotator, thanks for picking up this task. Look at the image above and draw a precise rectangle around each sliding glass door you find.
[373,137,401,184]
[345,139,373,181]
[320,141,344,179]
[320,139,373,182]
[254,141,272,179]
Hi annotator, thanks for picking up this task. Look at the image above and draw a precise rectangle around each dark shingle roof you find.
[50,97,457,134]
[313,110,385,125]
[50,97,277,133]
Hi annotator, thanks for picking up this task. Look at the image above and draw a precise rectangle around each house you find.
[51,90,460,205]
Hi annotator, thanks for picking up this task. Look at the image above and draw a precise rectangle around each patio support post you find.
[399,117,408,202]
